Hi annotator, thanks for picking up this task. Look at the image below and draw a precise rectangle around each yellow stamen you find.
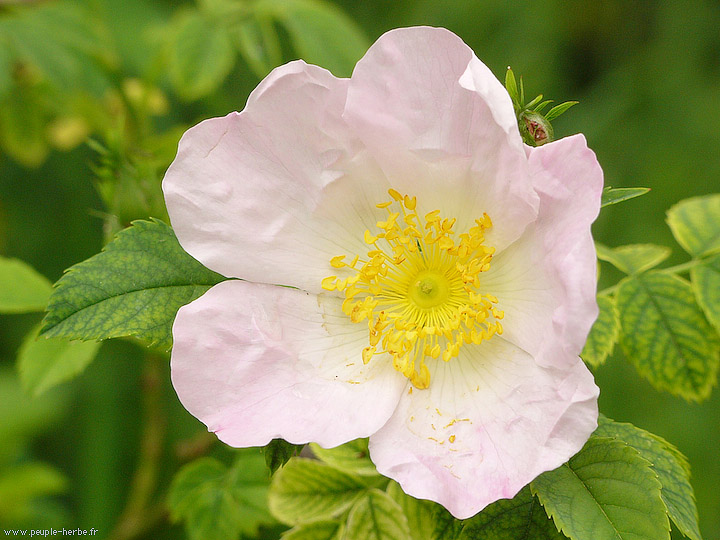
[323,189,504,389]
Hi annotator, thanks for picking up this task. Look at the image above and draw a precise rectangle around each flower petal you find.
[171,280,407,448]
[163,60,387,292]
[481,134,603,367]
[344,26,538,251]
[368,338,598,518]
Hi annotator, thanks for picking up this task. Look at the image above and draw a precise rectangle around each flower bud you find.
[519,110,553,146]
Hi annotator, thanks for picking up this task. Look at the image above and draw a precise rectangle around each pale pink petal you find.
[171,280,407,448]
[368,339,598,518]
[343,26,538,252]
[480,134,603,367]
[163,60,388,292]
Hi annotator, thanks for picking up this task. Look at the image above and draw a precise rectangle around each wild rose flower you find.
[163,26,603,518]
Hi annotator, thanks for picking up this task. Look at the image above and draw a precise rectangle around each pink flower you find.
[163,26,603,518]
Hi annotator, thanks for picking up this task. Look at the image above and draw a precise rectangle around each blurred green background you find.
[0,0,718,538]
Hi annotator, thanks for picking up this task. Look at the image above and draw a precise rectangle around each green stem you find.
[107,353,167,540]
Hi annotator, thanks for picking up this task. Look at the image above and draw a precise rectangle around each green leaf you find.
[0,462,68,522]
[17,325,101,396]
[257,0,370,77]
[386,481,441,540]
[310,438,378,477]
[169,11,236,100]
[234,13,282,78]
[0,46,12,98]
[432,510,464,540]
[460,485,566,540]
[544,101,578,121]
[581,294,620,367]
[532,436,670,540]
[692,253,720,332]
[601,187,651,208]
[595,417,701,540]
[281,520,344,540]
[40,219,226,350]
[268,458,370,525]
[0,83,48,167]
[0,257,52,313]
[264,439,305,475]
[167,452,274,540]
[595,243,672,274]
[344,489,411,540]
[616,272,720,401]
[0,367,67,450]
[667,194,720,258]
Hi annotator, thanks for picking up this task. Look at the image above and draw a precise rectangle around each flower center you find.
[321,189,503,389]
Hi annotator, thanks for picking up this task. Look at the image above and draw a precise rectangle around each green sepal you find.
[531,436,670,540]
[601,186,651,208]
[40,219,226,351]
[264,439,305,475]
[616,272,720,401]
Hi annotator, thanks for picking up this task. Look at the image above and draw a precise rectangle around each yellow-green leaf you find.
[581,294,620,367]
[596,243,671,274]
[691,253,720,333]
[344,489,411,540]
[667,194,720,258]
[616,272,720,401]
[0,257,52,313]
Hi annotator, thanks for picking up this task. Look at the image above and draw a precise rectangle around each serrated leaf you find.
[667,194,720,258]
[234,13,282,78]
[460,485,566,540]
[596,243,672,274]
[258,0,369,77]
[281,520,344,540]
[17,324,101,396]
[595,417,701,540]
[692,253,720,332]
[601,187,651,208]
[544,101,578,121]
[616,272,720,401]
[40,219,225,350]
[532,436,670,540]
[268,458,370,525]
[581,294,620,367]
[169,11,236,100]
[264,439,305,475]
[167,452,274,540]
[0,257,52,313]
[386,481,442,540]
[310,438,378,477]
[344,489,411,540]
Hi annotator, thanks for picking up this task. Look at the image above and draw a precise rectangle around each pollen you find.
[323,190,503,389]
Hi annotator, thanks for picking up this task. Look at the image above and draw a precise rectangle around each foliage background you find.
[0,0,718,538]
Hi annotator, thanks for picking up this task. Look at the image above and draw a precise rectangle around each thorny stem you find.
[597,257,705,296]
[107,353,167,540]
